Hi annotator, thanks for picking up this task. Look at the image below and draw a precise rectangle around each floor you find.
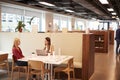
[90,45,120,80]
[0,45,120,80]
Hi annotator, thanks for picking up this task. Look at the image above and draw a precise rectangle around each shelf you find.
[95,40,104,43]
[95,47,104,49]
[90,30,108,53]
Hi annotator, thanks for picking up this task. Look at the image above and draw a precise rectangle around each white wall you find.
[0,32,83,63]
[51,33,83,62]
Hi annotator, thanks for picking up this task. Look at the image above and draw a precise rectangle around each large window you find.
[88,20,100,30]
[2,13,23,32]
[99,21,118,30]
[99,22,108,30]
[109,22,118,30]
[53,14,71,31]
[1,5,45,32]
[75,19,85,30]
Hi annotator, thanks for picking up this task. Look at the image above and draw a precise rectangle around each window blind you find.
[1,6,23,15]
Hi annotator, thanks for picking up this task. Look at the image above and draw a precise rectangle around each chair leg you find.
[49,72,51,80]
[25,67,27,80]
[11,69,14,80]
[58,72,60,79]
[53,71,55,79]
[41,74,44,80]
[26,73,28,80]
[68,72,70,80]
[7,63,10,77]
[26,69,29,80]
[73,70,75,80]
[38,74,40,80]
[18,68,20,80]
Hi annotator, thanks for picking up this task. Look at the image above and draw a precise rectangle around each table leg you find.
[48,64,50,80]
[45,63,48,80]
[51,64,53,80]
[48,64,53,80]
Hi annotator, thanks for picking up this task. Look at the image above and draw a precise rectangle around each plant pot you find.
[19,28,22,32]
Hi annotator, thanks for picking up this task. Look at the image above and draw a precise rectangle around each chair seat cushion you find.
[0,63,6,66]
[55,61,82,68]
[54,67,66,72]
[74,61,82,68]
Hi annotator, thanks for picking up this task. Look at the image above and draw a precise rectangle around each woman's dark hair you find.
[45,37,51,53]
[45,37,51,46]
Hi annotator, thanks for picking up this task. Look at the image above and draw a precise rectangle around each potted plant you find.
[15,21,25,32]
[15,16,35,32]
[28,16,35,25]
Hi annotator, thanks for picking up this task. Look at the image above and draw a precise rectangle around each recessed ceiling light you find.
[99,0,109,4]
[91,18,96,20]
[112,16,115,18]
[39,2,55,6]
[111,12,116,15]
[116,17,119,20]
[65,9,74,13]
[107,8,114,11]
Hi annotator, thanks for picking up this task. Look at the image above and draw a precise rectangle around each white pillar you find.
[0,5,1,32]
[71,17,75,30]
[45,12,53,32]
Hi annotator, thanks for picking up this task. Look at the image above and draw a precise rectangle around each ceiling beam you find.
[108,0,120,18]
[73,0,110,19]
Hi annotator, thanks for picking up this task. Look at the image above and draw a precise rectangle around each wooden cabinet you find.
[109,30,114,45]
[82,33,95,80]
[90,30,108,53]
[68,30,109,53]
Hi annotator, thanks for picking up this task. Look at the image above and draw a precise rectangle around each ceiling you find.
[2,0,120,20]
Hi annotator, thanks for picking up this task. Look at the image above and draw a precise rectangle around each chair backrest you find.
[0,54,8,63]
[12,55,17,68]
[28,60,45,73]
[12,55,15,67]
[67,58,74,69]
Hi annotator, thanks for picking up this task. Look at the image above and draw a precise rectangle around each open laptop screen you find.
[36,49,47,56]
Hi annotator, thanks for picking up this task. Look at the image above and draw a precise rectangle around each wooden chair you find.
[27,60,51,80]
[54,58,75,80]
[0,54,9,76]
[11,55,27,80]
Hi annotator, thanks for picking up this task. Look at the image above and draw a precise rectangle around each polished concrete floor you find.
[90,45,119,80]
[0,45,120,80]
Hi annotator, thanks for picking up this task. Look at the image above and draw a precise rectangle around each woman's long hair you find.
[44,37,51,53]
[13,38,20,48]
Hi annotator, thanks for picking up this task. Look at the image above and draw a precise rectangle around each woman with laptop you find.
[44,37,54,55]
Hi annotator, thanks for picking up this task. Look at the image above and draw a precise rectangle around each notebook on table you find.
[36,49,47,56]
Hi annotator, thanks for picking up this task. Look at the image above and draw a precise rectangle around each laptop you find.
[36,49,47,56]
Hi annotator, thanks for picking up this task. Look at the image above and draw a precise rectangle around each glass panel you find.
[99,22,108,30]
[2,6,23,15]
[53,14,71,31]
[75,20,85,30]
[1,13,22,32]
[88,21,100,30]
[109,22,118,30]
[24,16,41,32]
[1,5,45,32]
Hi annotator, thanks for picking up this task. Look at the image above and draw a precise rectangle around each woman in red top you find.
[12,38,27,66]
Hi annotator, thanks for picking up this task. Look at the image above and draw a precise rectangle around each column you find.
[0,5,1,31]
[45,12,53,32]
[71,17,75,30]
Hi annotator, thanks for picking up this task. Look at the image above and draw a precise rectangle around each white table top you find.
[0,51,10,54]
[18,55,73,65]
